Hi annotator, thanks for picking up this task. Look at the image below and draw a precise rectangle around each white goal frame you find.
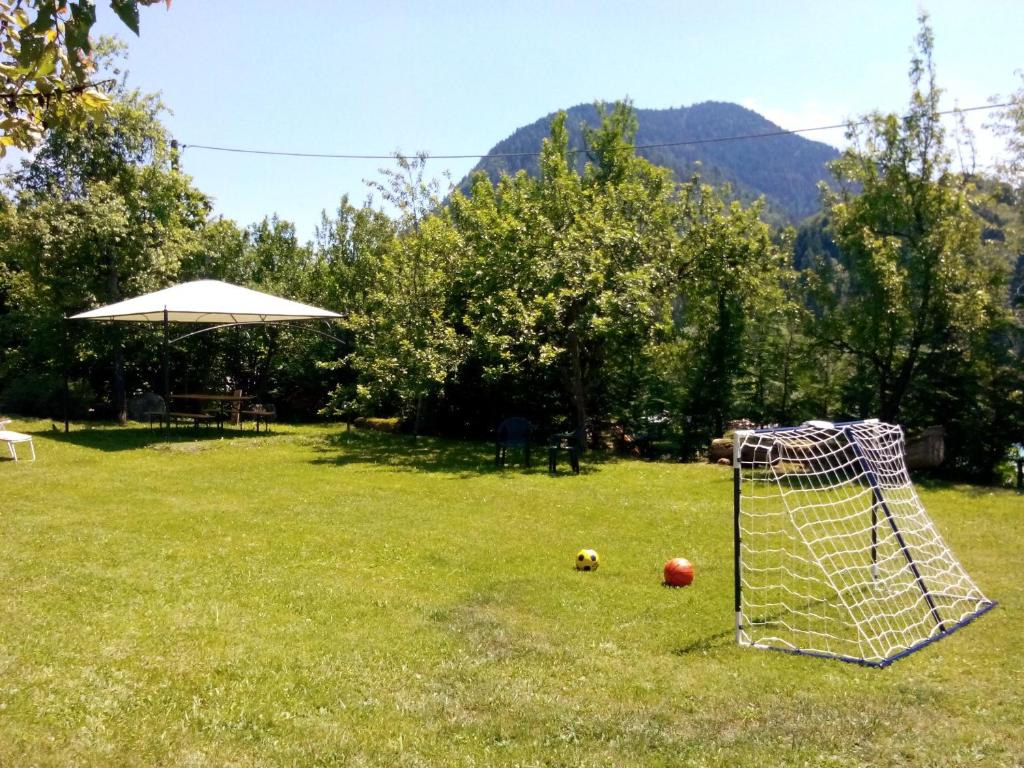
[732,419,995,667]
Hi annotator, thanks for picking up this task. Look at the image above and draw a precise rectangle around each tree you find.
[814,14,1008,424]
[1,50,207,421]
[315,196,394,422]
[985,75,1024,312]
[237,216,318,408]
[1,0,169,154]
[345,153,464,437]
[312,195,394,319]
[989,72,1024,187]
[449,104,679,441]
[660,181,790,452]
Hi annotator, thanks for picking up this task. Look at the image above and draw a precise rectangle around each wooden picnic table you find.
[151,393,255,431]
[171,393,255,404]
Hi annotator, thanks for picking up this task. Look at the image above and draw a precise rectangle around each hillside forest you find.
[1,22,1022,482]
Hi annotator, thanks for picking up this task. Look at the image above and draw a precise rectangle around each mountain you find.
[463,101,841,223]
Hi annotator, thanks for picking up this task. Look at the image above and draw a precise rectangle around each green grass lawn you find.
[1,418,1021,767]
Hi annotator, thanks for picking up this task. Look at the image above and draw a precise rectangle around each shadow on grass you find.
[34,423,273,452]
[310,429,610,477]
[672,628,736,657]
[912,475,1016,498]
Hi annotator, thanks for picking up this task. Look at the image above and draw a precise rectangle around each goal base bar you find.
[744,600,997,668]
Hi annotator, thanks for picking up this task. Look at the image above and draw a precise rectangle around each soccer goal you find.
[732,419,995,667]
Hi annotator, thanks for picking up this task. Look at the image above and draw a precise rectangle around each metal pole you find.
[733,430,749,646]
[734,465,742,643]
[162,308,170,429]
[845,427,945,632]
[871,506,878,580]
[62,315,70,433]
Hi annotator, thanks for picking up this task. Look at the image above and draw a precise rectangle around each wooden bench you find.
[169,412,219,430]
[149,411,220,430]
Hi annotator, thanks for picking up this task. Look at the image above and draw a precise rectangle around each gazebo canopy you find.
[70,279,341,324]
[64,279,342,432]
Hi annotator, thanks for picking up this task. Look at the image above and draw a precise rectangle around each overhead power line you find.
[179,102,1011,162]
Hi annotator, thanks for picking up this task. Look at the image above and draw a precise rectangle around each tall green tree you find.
[314,197,394,422]
[312,195,394,318]
[345,153,464,437]
[989,72,1024,188]
[813,15,1009,424]
[986,74,1024,310]
[1,50,207,420]
[240,216,322,410]
[660,181,790,451]
[449,104,679,439]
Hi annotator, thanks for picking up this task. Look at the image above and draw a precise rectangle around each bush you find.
[353,416,402,433]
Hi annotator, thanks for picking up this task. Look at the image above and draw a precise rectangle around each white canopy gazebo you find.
[69,279,342,428]
[70,279,342,324]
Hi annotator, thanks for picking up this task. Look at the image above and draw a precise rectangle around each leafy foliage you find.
[804,13,1022,478]
[337,153,465,437]
[663,182,792,454]
[988,71,1024,187]
[445,105,679,441]
[0,0,169,155]
[1,60,205,421]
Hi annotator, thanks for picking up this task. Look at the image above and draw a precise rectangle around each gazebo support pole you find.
[162,308,170,428]
[63,315,70,433]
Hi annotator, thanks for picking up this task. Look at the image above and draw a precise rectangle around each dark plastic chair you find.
[548,427,583,474]
[496,417,532,468]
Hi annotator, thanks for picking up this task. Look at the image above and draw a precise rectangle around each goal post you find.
[733,419,996,667]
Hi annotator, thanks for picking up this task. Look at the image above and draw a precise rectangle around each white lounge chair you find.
[0,424,35,462]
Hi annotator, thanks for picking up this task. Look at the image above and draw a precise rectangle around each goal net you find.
[733,419,995,667]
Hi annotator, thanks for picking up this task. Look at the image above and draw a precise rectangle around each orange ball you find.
[664,557,695,587]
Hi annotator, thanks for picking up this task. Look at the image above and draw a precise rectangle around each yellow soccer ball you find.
[575,548,600,572]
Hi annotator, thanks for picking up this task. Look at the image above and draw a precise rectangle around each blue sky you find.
[70,1,1024,239]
